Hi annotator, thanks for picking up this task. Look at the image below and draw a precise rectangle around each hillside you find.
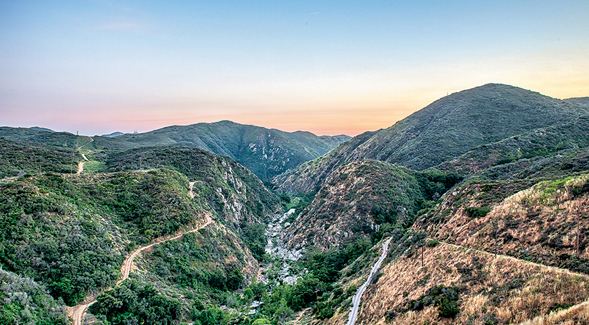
[358,241,589,325]
[414,172,589,275]
[0,138,81,178]
[105,146,281,231]
[0,121,350,182]
[0,150,281,323]
[434,116,589,175]
[274,84,589,193]
[565,97,589,108]
[283,160,460,250]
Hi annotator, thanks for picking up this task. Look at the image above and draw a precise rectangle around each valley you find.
[2,83,589,325]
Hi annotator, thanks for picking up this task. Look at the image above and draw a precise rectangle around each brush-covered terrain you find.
[273,84,589,193]
[0,150,281,324]
[0,120,349,183]
[283,160,461,250]
[0,138,81,178]
[2,83,589,325]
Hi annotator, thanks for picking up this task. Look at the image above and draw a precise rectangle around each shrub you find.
[426,239,440,247]
[464,206,491,218]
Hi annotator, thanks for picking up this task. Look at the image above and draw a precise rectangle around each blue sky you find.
[1,0,588,135]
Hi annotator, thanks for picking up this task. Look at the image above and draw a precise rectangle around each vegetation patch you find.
[89,279,182,325]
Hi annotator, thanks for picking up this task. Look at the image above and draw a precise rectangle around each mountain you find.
[434,116,589,175]
[0,121,350,182]
[101,131,124,137]
[308,138,589,325]
[283,160,461,250]
[0,127,83,148]
[274,84,589,193]
[0,151,280,311]
[565,96,589,107]
[30,126,55,132]
[95,120,349,181]
[4,83,589,324]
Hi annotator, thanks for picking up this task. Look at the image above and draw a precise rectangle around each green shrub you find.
[464,206,491,218]
[426,239,440,247]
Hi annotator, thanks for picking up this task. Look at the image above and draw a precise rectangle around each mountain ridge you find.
[0,120,350,182]
[274,83,589,193]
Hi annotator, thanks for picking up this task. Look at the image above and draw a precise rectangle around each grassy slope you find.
[358,242,589,325]
[416,173,589,275]
[274,84,589,193]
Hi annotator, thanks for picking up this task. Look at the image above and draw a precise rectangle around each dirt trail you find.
[440,241,589,324]
[346,237,589,325]
[292,307,311,324]
[67,216,212,325]
[189,181,195,198]
[443,241,589,279]
[443,241,589,324]
[76,162,84,175]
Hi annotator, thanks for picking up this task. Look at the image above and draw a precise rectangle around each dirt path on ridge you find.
[76,162,84,175]
[189,181,195,198]
[67,215,212,325]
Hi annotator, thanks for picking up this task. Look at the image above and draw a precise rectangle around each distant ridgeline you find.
[2,84,589,324]
[0,120,350,182]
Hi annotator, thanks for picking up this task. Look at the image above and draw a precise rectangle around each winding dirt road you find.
[67,215,212,325]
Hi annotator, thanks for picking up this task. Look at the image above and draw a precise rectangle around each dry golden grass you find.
[419,174,589,274]
[519,300,589,325]
[356,242,589,325]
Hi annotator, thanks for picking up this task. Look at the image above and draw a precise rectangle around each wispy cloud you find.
[309,12,320,15]
[96,22,140,31]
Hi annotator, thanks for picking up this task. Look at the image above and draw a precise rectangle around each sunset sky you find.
[1,0,588,136]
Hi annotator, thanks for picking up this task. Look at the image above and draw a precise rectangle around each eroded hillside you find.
[283,160,460,251]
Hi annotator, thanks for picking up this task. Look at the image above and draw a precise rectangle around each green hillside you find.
[0,138,81,178]
[274,84,589,193]
[0,162,279,310]
[105,146,281,230]
[0,121,349,182]
[434,116,589,175]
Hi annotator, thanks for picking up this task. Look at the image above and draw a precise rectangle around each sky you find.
[1,0,588,136]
